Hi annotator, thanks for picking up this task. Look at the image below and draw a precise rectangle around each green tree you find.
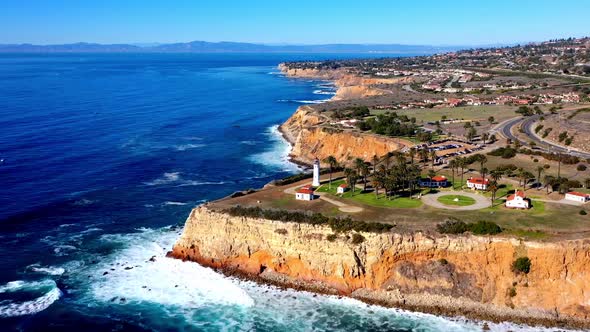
[323,155,338,189]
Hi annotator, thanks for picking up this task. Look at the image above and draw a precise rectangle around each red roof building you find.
[565,191,590,203]
[467,177,489,190]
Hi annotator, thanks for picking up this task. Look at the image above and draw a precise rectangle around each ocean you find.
[0,53,563,331]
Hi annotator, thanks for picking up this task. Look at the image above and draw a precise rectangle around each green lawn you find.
[437,195,476,206]
[504,228,549,240]
[371,105,519,123]
[317,179,422,208]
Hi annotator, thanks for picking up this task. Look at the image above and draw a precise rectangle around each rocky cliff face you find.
[279,106,409,164]
[278,63,410,100]
[170,206,590,328]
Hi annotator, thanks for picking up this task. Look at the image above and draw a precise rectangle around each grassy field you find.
[371,105,520,123]
[317,179,422,208]
[437,194,476,206]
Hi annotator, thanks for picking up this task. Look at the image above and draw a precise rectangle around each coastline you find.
[168,206,590,330]
[176,263,582,330]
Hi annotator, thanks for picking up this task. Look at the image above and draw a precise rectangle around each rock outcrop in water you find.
[169,206,590,328]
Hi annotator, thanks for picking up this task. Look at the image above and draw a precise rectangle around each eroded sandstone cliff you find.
[169,206,590,328]
[279,106,409,164]
[278,63,410,100]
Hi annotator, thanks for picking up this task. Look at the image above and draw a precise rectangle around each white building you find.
[337,183,349,194]
[467,177,489,190]
[565,192,590,203]
[505,191,530,209]
[312,158,321,187]
[296,187,315,201]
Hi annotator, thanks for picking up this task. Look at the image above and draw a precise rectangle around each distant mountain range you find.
[0,41,465,54]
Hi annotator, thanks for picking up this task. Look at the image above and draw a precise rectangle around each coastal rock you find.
[169,206,590,328]
[279,106,410,164]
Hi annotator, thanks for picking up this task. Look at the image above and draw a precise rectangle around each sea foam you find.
[0,279,62,317]
[82,228,254,309]
[248,125,301,173]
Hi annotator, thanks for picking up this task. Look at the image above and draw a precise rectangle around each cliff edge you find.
[279,106,410,164]
[170,206,590,329]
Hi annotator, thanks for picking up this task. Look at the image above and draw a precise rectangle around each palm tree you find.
[408,148,417,165]
[519,170,534,191]
[344,168,358,196]
[536,166,544,190]
[490,170,503,183]
[557,153,562,179]
[481,132,489,144]
[480,167,489,182]
[419,148,429,167]
[323,155,338,189]
[429,150,437,169]
[360,163,370,192]
[448,159,458,190]
[372,174,384,198]
[544,175,555,194]
[427,169,436,187]
[477,154,488,176]
[371,155,379,174]
[381,153,392,170]
[489,181,499,204]
[353,158,366,191]
[457,157,466,189]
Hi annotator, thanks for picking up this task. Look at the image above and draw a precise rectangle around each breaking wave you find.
[248,125,301,173]
[144,172,226,187]
[0,279,62,317]
[26,264,66,276]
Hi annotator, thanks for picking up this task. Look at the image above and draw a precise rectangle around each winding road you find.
[493,115,590,160]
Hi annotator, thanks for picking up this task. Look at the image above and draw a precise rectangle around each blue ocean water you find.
[0,53,557,331]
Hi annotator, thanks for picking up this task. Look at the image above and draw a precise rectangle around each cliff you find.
[170,206,590,328]
[278,63,411,100]
[279,106,410,164]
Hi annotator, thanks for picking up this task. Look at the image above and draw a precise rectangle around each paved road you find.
[421,191,491,210]
[494,114,590,160]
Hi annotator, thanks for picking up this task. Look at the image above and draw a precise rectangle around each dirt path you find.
[283,182,364,213]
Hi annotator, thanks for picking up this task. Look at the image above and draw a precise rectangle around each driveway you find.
[421,191,491,210]
[283,181,363,213]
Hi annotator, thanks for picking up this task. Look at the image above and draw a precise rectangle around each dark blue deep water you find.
[0,53,538,331]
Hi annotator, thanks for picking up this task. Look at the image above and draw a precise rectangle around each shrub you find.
[488,147,516,159]
[580,210,587,216]
[326,234,338,242]
[275,228,288,235]
[437,219,502,235]
[351,233,365,244]
[469,220,502,235]
[438,258,449,265]
[512,257,531,274]
[436,218,468,234]
[577,164,587,172]
[224,206,394,234]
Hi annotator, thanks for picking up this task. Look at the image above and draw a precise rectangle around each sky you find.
[2,0,589,46]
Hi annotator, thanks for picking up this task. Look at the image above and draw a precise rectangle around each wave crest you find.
[0,279,62,317]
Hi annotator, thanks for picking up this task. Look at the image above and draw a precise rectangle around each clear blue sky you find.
[2,0,589,45]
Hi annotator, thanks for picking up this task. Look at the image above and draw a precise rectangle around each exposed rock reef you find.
[279,106,409,165]
[170,206,590,329]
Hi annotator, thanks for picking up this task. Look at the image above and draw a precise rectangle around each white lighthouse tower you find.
[312,158,321,187]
